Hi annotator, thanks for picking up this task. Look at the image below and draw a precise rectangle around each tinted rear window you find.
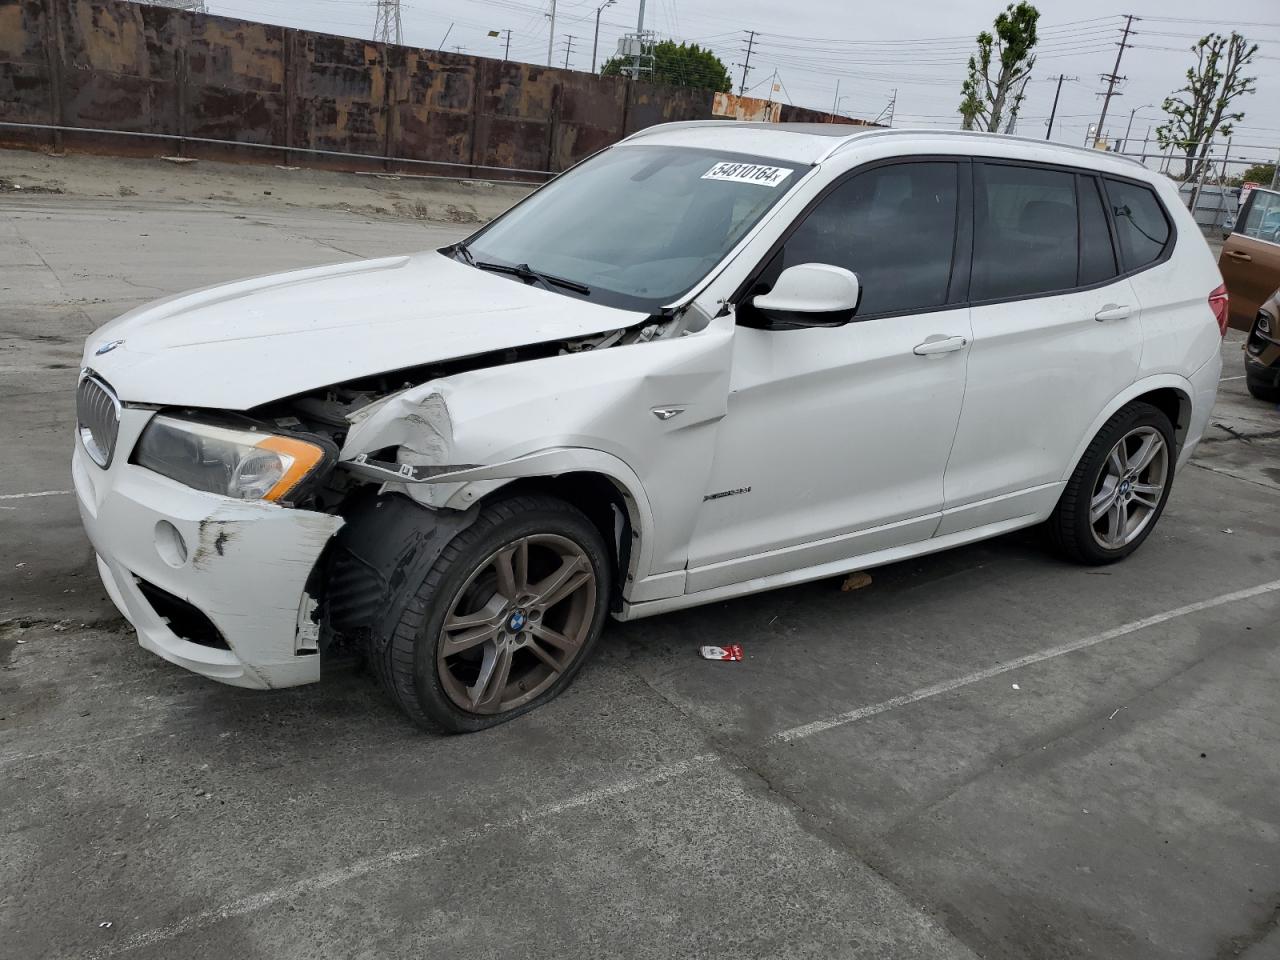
[972,163,1078,300]
[1105,178,1170,270]
[1078,175,1119,285]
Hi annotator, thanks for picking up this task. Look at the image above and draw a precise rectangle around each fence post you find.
[43,0,67,151]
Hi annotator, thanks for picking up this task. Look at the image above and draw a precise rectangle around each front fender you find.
[338,320,736,586]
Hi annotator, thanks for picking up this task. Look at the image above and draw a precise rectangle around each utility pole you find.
[1271,146,1280,189]
[830,79,839,121]
[1044,74,1076,141]
[503,29,511,60]
[1094,14,1137,148]
[372,0,403,45]
[546,0,557,67]
[632,0,647,77]
[591,0,615,74]
[873,89,897,127]
[563,35,576,69]
[736,30,757,96]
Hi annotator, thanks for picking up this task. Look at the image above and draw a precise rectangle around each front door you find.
[685,160,971,593]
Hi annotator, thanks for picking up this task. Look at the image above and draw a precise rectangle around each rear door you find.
[938,161,1144,535]
[1219,187,1280,331]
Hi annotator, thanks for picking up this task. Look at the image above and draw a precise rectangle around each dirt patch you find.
[0,174,64,194]
[0,147,531,225]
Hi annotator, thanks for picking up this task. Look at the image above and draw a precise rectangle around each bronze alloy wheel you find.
[1088,425,1169,550]
[436,533,597,715]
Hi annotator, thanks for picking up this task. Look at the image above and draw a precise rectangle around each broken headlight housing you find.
[134,415,330,503]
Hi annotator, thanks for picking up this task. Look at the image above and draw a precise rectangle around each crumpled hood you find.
[82,251,644,409]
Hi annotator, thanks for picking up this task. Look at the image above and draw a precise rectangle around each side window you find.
[1240,189,1280,244]
[766,161,959,316]
[1104,178,1171,270]
[972,163,1078,300]
[1078,175,1119,285]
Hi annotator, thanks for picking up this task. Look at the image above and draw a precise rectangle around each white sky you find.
[203,0,1280,170]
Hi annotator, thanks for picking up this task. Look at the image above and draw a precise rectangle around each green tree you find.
[959,2,1040,133]
[602,40,731,92]
[1232,162,1275,187]
[1157,33,1257,182]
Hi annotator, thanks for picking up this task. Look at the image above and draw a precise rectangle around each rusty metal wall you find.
[0,0,863,175]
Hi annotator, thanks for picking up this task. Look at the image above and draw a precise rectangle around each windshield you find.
[460,145,804,311]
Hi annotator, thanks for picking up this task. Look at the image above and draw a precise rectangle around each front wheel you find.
[1049,402,1176,565]
[373,495,612,732]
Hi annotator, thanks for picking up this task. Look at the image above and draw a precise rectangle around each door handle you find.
[912,335,968,356]
[1094,304,1132,322]
[1226,250,1252,261]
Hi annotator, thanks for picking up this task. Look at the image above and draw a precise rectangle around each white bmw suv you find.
[75,123,1226,731]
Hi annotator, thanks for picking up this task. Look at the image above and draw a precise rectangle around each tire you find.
[372,494,612,733]
[1049,402,1176,565]
[1246,379,1280,404]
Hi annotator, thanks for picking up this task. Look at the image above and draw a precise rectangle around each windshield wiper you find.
[449,242,476,266]
[472,260,591,295]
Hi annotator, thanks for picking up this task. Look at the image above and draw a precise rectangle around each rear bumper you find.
[74,409,343,689]
[1178,350,1223,472]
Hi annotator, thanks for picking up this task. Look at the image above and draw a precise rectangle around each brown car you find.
[1219,186,1280,402]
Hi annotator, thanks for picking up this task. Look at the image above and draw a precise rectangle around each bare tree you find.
[959,2,1040,133]
[1157,32,1257,181]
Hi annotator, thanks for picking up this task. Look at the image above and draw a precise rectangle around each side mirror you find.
[752,263,861,326]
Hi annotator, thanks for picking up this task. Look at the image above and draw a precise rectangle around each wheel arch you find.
[1060,374,1194,484]
[427,448,658,608]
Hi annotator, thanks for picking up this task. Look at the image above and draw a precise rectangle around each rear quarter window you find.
[1104,178,1171,271]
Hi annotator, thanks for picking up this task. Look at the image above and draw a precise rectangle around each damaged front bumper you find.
[73,409,342,689]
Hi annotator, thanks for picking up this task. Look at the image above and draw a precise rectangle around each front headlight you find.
[134,415,328,503]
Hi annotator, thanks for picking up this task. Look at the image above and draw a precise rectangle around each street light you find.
[1120,104,1155,155]
[591,0,616,74]
[487,28,511,62]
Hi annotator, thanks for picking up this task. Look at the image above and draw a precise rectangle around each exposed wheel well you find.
[1131,387,1191,453]
[485,473,637,611]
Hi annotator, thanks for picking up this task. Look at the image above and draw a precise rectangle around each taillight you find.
[1209,284,1230,338]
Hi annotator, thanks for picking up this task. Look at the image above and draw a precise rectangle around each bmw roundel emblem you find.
[95,339,125,356]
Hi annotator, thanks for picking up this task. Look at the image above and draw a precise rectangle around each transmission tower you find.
[373,0,403,46]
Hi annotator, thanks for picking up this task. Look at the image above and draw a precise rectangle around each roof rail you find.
[621,120,724,142]
[821,127,1147,167]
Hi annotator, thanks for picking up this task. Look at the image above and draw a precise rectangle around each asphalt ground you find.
[2,183,1279,960]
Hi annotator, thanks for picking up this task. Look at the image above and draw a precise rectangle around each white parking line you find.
[771,578,1280,744]
[40,579,1280,955]
[84,753,719,959]
[1219,375,1247,382]
[0,489,73,501]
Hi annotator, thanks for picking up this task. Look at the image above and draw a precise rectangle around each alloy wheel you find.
[436,534,597,715]
[1089,425,1169,550]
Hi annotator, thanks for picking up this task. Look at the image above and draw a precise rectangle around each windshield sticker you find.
[701,162,792,187]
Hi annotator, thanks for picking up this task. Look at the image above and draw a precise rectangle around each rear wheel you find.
[1049,402,1175,565]
[373,495,611,732]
